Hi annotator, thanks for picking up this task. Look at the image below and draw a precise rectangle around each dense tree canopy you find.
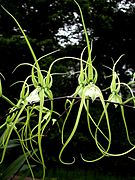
[0,0,134,98]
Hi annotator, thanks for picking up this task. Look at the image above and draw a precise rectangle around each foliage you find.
[0,0,134,91]
[0,0,135,180]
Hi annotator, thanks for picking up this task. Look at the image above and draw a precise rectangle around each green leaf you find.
[1,153,29,180]
[0,140,20,149]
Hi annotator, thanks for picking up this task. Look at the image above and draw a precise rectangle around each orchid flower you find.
[26,87,40,104]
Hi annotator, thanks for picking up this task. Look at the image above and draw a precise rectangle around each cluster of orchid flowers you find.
[0,0,135,179]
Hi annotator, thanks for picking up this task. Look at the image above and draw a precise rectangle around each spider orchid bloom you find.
[26,87,40,104]
[78,83,101,102]
[108,92,122,108]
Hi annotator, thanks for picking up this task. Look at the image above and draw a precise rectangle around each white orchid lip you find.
[85,85,101,101]
[109,93,121,108]
[78,83,101,102]
[26,87,40,104]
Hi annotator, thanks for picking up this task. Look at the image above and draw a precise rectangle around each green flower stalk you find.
[59,0,111,164]
[0,79,2,97]
[94,55,135,157]
[0,6,59,179]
